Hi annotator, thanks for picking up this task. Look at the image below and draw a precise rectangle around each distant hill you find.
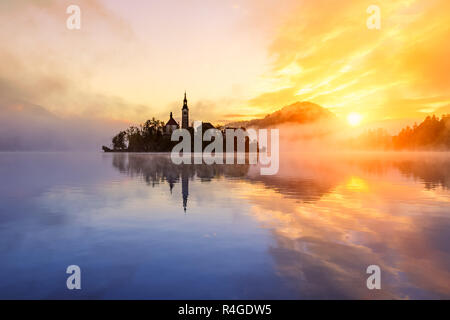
[226,101,336,128]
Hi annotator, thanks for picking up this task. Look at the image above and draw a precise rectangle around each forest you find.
[350,115,450,150]
[102,118,254,153]
[102,118,177,152]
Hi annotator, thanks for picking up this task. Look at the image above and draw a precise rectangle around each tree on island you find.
[111,131,127,151]
[103,117,177,152]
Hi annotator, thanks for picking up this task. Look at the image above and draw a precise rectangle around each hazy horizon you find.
[1,0,450,150]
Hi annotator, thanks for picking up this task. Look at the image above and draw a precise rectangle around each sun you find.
[347,112,363,126]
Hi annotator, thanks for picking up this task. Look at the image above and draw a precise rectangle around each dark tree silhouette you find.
[104,118,184,152]
[112,131,127,151]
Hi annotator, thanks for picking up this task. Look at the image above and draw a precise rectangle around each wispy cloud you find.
[248,0,450,121]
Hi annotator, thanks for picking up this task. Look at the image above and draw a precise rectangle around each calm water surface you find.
[0,152,449,299]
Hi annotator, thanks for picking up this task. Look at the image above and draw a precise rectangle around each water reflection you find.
[111,154,251,212]
[108,153,450,299]
[111,153,450,204]
[0,152,449,299]
[343,154,450,190]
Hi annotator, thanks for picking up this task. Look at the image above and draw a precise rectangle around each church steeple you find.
[181,91,189,129]
[183,91,188,109]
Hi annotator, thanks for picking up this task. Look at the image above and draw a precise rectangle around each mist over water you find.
[0,152,449,299]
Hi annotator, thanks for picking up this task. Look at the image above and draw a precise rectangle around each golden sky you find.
[1,0,449,128]
[253,0,450,125]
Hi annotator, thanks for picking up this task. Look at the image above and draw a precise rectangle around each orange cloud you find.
[248,0,450,123]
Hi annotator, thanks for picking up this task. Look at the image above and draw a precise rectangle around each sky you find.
[0,0,449,150]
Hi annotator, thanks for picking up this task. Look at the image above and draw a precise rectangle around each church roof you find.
[166,117,178,126]
[166,112,178,126]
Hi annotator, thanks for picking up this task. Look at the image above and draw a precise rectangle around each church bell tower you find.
[182,91,189,129]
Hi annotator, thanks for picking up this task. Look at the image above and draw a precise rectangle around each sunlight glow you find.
[347,112,363,126]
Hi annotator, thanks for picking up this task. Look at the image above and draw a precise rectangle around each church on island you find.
[164,92,216,135]
[103,91,242,153]
[164,92,190,135]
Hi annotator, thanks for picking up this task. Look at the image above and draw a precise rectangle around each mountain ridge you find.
[225,101,335,128]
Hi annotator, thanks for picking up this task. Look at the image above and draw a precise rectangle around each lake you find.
[0,152,449,299]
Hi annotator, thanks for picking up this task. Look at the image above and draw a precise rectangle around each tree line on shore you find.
[103,114,450,152]
[102,118,253,153]
[350,114,450,150]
